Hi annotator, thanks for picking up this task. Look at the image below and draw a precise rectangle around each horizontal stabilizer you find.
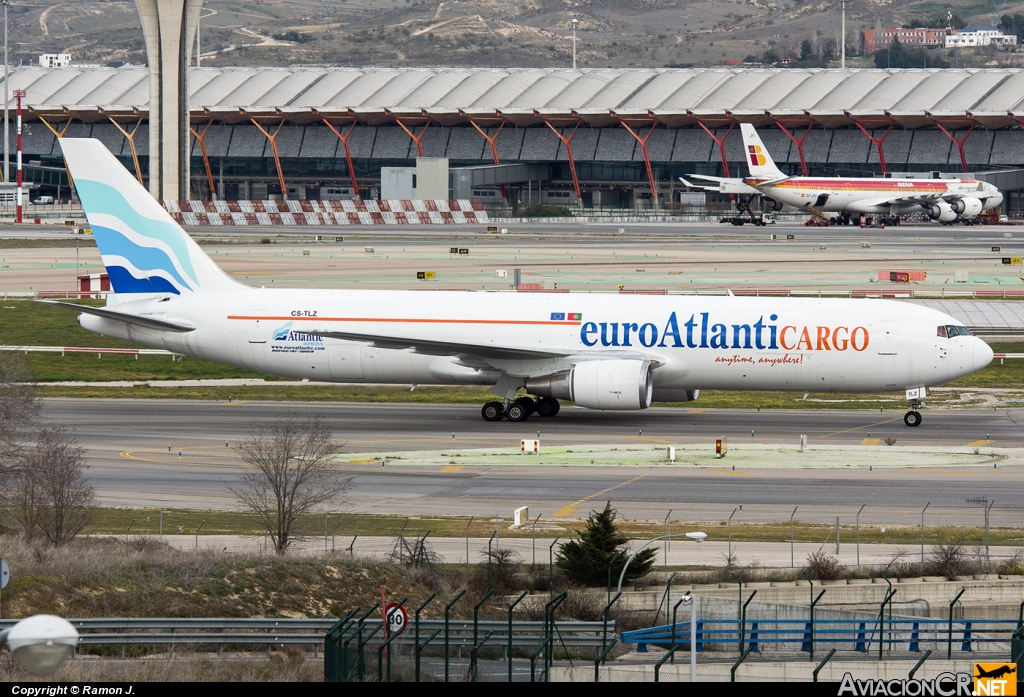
[40,301,196,332]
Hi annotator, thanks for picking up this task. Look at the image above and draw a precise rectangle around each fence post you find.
[543,591,568,681]
[594,639,617,682]
[671,595,687,664]
[414,593,436,682]
[444,589,466,683]
[909,649,932,679]
[730,647,752,682]
[549,537,560,598]
[879,582,897,661]
[654,644,680,682]
[740,590,757,656]
[948,587,966,659]
[508,590,528,682]
[813,648,837,682]
[471,589,495,682]
[603,591,621,657]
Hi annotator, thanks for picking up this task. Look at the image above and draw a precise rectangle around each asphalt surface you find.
[44,399,1024,525]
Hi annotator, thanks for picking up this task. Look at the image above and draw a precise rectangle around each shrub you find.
[805,550,845,580]
[520,204,573,218]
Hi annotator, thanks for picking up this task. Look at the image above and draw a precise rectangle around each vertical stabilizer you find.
[740,124,786,180]
[58,138,241,295]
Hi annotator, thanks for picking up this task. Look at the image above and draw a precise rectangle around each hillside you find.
[10,0,1024,71]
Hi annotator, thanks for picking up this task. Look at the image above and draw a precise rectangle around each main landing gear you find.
[481,396,560,422]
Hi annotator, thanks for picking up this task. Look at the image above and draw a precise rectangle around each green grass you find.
[81,508,1024,546]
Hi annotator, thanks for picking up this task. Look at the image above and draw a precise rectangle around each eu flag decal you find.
[550,312,566,321]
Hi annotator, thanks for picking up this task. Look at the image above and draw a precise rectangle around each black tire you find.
[514,396,536,416]
[903,411,922,427]
[481,401,504,422]
[537,397,560,417]
[505,402,530,422]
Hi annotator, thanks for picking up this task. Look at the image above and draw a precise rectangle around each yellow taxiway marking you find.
[822,417,902,438]
[687,409,708,413]
[438,465,464,473]
[119,448,243,468]
[553,474,648,518]
[966,440,993,447]
[861,438,880,445]
[707,467,752,476]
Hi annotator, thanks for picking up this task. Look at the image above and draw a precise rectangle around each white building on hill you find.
[945,25,1017,47]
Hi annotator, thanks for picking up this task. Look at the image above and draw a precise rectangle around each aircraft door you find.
[328,342,364,380]
[246,310,269,371]
[814,193,829,207]
[876,322,898,355]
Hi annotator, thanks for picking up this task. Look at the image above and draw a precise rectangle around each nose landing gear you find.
[903,410,922,427]
[904,393,924,427]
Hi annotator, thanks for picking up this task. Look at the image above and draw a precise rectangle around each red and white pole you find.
[13,88,24,224]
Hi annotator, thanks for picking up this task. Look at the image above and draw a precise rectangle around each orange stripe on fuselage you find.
[227,315,583,326]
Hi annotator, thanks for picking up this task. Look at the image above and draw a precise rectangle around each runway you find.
[44,399,1024,526]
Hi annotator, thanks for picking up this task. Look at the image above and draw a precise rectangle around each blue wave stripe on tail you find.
[91,225,192,292]
[105,266,182,295]
[76,179,199,285]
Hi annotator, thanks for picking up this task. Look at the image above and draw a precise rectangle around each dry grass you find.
[0,652,322,682]
[0,534,439,620]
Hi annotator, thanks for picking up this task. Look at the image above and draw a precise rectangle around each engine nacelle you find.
[764,197,784,212]
[950,197,983,217]
[526,359,653,410]
[927,200,957,222]
[651,389,699,403]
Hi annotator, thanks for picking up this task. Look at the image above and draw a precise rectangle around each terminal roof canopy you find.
[9,66,1024,129]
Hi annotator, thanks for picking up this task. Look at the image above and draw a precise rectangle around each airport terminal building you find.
[10,66,1024,213]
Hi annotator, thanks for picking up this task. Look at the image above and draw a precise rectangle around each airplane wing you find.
[308,329,572,360]
[40,300,197,332]
[308,329,662,367]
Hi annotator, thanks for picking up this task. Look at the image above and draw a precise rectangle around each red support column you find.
[468,118,509,200]
[768,117,814,177]
[319,115,361,197]
[394,117,432,158]
[692,117,735,177]
[846,115,896,174]
[929,118,976,174]
[14,89,24,223]
[249,116,289,199]
[618,119,661,207]
[541,118,583,200]
[188,117,216,199]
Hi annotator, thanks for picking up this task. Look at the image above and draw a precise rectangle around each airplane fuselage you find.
[78,290,990,397]
[750,177,1001,216]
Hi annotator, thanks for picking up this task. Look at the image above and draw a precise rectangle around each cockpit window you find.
[942,325,972,337]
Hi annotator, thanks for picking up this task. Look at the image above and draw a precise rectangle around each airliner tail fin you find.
[59,138,241,296]
[740,124,786,179]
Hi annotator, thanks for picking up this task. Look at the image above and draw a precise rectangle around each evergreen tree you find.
[556,502,656,586]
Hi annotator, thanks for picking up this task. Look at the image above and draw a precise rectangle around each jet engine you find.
[652,388,699,403]
[764,197,784,212]
[526,359,653,410]
[927,200,957,222]
[950,197,983,217]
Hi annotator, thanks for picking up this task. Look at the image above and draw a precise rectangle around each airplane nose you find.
[974,340,994,371]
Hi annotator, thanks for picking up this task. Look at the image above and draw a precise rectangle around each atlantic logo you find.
[579,312,870,351]
[270,322,324,354]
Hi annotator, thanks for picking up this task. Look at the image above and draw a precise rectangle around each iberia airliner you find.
[49,139,993,427]
[686,124,1002,225]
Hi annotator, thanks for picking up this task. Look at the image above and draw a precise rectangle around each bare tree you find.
[6,427,95,545]
[0,352,41,474]
[231,414,350,555]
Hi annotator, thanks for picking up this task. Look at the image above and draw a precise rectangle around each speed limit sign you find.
[384,602,407,635]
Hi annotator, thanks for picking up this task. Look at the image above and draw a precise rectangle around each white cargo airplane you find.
[683,124,1003,224]
[49,139,993,427]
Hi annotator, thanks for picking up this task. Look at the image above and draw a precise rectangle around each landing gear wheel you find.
[505,402,530,422]
[536,397,560,417]
[481,401,504,422]
[904,410,922,427]
[513,396,536,417]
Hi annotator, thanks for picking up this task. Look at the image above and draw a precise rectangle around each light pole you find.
[682,592,697,682]
[3,0,8,187]
[728,507,738,560]
[617,532,705,594]
[840,0,846,69]
[920,502,930,565]
[571,16,579,69]
[855,504,865,567]
[790,506,798,568]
